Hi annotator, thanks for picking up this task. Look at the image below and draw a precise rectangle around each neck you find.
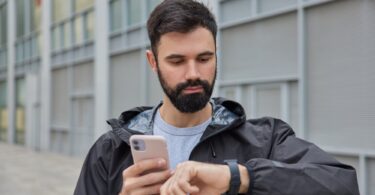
[159,96,212,128]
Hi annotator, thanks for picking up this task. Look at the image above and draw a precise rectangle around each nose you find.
[185,60,200,81]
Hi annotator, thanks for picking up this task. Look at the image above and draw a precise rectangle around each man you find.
[74,0,360,194]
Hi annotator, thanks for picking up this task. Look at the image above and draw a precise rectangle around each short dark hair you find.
[147,0,217,57]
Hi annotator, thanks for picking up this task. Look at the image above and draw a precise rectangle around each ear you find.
[146,50,158,73]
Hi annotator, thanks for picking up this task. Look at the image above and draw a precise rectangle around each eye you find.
[170,59,184,65]
[198,57,210,63]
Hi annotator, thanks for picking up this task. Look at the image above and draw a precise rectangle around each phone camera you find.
[132,140,139,145]
[134,146,140,151]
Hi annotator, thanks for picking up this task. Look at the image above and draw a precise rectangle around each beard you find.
[157,66,216,113]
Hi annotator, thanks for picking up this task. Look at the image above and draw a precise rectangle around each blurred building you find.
[0,0,374,194]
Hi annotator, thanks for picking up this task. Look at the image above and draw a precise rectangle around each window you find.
[52,0,94,48]
[127,0,141,26]
[16,0,25,38]
[31,0,42,31]
[15,0,42,62]
[0,81,7,142]
[63,22,72,48]
[0,4,7,47]
[74,0,94,13]
[84,11,94,41]
[53,0,70,22]
[15,78,26,145]
[110,0,123,32]
[52,26,60,50]
[146,0,161,16]
[74,16,83,45]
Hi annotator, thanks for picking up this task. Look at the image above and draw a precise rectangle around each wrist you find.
[238,164,250,193]
[224,160,241,195]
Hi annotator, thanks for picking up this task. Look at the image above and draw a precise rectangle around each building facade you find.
[0,0,374,194]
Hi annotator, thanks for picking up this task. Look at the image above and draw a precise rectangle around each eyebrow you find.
[165,54,184,60]
[164,51,215,60]
[197,51,215,57]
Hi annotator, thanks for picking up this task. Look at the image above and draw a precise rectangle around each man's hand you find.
[160,161,249,195]
[119,158,172,195]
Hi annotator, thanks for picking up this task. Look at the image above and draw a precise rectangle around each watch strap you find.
[224,159,241,195]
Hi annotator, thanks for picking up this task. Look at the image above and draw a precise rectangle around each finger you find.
[172,168,199,194]
[171,182,188,195]
[161,170,194,195]
[179,179,199,194]
[131,183,164,195]
[123,158,166,177]
[124,169,172,190]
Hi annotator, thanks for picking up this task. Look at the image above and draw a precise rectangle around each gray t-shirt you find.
[153,110,211,169]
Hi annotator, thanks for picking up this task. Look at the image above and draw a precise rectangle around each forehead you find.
[157,27,216,57]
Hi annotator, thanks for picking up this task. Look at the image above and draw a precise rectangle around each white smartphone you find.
[130,135,170,170]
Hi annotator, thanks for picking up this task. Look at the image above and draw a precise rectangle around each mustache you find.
[175,79,210,95]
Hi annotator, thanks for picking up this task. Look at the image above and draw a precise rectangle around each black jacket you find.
[74,97,360,195]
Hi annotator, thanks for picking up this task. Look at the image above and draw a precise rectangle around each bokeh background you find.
[0,0,374,194]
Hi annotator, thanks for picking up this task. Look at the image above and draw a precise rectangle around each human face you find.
[147,27,217,113]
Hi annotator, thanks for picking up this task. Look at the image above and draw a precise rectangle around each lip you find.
[183,86,203,94]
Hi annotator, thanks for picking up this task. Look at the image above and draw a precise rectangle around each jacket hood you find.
[106,97,246,142]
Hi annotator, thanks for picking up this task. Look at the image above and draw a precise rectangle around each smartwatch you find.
[224,159,241,195]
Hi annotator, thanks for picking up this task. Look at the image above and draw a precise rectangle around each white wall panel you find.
[256,84,281,118]
[50,130,69,154]
[51,68,69,127]
[289,81,299,131]
[306,0,375,149]
[71,97,94,156]
[258,0,297,13]
[72,62,94,93]
[110,50,142,117]
[220,0,252,23]
[368,158,375,195]
[243,85,254,118]
[221,12,298,81]
[147,68,163,106]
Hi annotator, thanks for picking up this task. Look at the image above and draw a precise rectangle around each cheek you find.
[201,65,216,80]
[159,68,183,86]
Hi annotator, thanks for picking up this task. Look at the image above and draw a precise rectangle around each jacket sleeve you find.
[74,134,111,195]
[244,119,360,195]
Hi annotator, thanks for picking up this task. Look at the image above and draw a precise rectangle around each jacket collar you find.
[107,97,246,141]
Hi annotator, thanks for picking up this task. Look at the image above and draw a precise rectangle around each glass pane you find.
[16,43,24,62]
[15,78,25,145]
[52,26,60,50]
[0,81,7,142]
[16,0,25,37]
[85,11,94,41]
[147,0,161,16]
[31,0,42,31]
[32,34,40,57]
[110,0,123,32]
[38,32,43,54]
[0,81,6,107]
[0,107,7,142]
[74,16,83,45]
[74,0,94,13]
[16,78,25,105]
[0,5,7,46]
[24,40,31,60]
[63,22,71,48]
[127,0,141,26]
[0,7,2,45]
[53,0,70,22]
